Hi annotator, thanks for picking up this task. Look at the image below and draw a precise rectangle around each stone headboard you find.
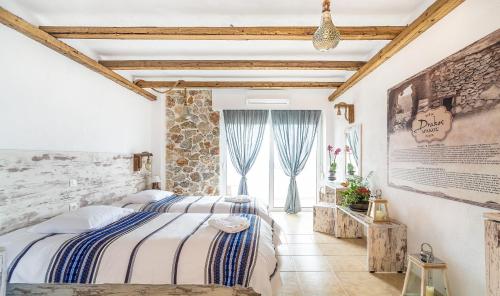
[0,150,148,234]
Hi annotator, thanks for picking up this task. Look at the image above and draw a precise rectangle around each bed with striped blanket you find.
[0,212,278,296]
[115,194,281,242]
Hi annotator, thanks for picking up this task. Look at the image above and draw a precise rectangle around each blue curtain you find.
[271,110,321,214]
[223,110,269,195]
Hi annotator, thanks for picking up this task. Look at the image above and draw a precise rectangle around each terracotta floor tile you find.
[277,244,323,256]
[326,255,368,272]
[319,241,366,256]
[286,233,342,244]
[293,256,332,272]
[336,271,405,296]
[272,212,405,296]
[296,272,348,295]
[276,272,303,296]
[278,256,296,271]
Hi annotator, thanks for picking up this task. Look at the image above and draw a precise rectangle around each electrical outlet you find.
[69,179,78,187]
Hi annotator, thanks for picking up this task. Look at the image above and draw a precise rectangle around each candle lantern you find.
[367,190,390,222]
[402,243,450,296]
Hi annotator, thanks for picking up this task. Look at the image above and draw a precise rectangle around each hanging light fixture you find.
[313,0,341,51]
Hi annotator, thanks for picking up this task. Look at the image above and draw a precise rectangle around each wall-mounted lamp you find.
[334,102,355,124]
[133,152,153,172]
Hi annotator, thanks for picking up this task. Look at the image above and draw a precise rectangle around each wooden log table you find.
[484,212,500,296]
[313,202,336,234]
[6,284,259,296]
[334,206,407,273]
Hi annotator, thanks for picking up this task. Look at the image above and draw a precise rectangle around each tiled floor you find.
[271,212,405,296]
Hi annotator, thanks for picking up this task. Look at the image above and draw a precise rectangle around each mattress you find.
[115,194,281,243]
[0,212,278,296]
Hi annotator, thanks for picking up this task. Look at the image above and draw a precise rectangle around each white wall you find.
[0,25,153,154]
[332,0,500,294]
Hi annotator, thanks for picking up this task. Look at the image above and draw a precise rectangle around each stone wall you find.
[0,150,148,234]
[165,90,220,195]
[430,38,500,115]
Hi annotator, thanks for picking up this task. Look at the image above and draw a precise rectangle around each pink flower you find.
[327,145,333,152]
[345,146,351,153]
[334,148,341,155]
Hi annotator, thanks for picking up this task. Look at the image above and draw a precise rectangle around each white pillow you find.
[30,205,134,234]
[122,190,174,204]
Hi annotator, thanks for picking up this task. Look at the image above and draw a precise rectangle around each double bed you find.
[115,192,281,243]
[1,211,279,296]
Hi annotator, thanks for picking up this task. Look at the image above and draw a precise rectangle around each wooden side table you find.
[484,212,500,296]
[335,206,407,273]
[313,202,335,235]
[322,181,347,204]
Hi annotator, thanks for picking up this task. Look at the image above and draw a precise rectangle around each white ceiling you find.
[0,0,435,84]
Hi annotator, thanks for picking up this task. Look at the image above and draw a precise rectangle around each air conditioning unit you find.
[245,90,290,105]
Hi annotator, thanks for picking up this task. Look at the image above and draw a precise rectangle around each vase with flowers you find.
[340,174,371,212]
[345,145,356,176]
[327,145,341,181]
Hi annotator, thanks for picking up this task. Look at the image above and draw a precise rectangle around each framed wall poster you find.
[387,29,500,210]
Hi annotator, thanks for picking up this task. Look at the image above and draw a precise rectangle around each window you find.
[223,112,321,210]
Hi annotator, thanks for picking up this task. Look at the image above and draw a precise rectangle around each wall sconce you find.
[334,102,355,124]
[133,152,153,172]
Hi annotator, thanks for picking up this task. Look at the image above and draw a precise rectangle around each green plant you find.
[340,175,371,206]
[347,163,355,175]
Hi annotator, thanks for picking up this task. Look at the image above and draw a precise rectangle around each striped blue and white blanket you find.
[115,194,281,243]
[0,212,278,296]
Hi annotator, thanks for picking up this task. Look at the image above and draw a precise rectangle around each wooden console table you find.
[7,284,259,296]
[335,206,407,273]
[484,212,500,296]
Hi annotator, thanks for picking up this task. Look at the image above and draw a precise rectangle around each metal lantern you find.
[313,0,341,51]
[367,191,390,222]
[402,244,450,296]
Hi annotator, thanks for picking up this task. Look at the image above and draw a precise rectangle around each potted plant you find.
[327,145,341,181]
[340,175,371,212]
[345,146,355,176]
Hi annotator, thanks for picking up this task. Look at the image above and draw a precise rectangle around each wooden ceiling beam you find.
[135,80,343,89]
[100,60,365,71]
[40,26,405,41]
[328,0,464,101]
[0,7,156,101]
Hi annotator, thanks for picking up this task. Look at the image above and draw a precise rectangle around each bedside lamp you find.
[152,176,161,190]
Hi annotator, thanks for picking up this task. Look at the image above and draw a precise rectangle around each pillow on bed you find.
[30,205,134,234]
[122,190,174,204]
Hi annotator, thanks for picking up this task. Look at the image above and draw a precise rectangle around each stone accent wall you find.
[429,37,500,115]
[0,150,148,234]
[165,90,220,195]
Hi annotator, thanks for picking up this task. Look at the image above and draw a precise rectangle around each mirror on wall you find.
[344,124,362,178]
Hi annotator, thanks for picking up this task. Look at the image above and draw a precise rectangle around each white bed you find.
[0,212,278,296]
[114,193,282,242]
